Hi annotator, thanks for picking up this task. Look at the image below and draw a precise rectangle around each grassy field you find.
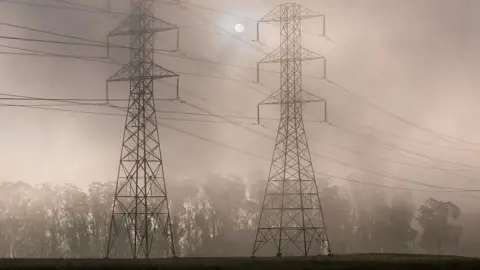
[1,254,479,269]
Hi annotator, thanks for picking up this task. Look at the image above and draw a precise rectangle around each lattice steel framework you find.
[253,3,332,257]
[105,0,179,259]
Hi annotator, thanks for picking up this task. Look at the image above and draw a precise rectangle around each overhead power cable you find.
[337,117,480,154]
[5,41,480,174]
[322,79,456,144]
[108,104,480,195]
[0,102,260,124]
[0,35,175,53]
[5,2,480,191]
[329,122,480,171]
[260,122,478,175]
[156,0,256,21]
[325,143,480,186]
[47,0,247,37]
[149,96,480,193]
[0,28,282,76]
[10,1,480,148]
[325,143,475,173]
[0,44,265,83]
[0,0,105,13]
[49,0,122,15]
[315,172,478,194]
[2,98,480,196]
[315,150,480,192]
[6,89,474,193]
[155,0,480,149]
[0,97,171,102]
[162,0,480,149]
[0,23,334,82]
[0,43,119,65]
[0,93,323,123]
[155,0,326,38]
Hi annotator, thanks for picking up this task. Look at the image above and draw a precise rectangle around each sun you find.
[234,24,245,33]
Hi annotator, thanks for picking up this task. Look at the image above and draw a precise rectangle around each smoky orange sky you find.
[2,0,480,212]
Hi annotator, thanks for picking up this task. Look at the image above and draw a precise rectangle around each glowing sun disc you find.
[234,24,245,33]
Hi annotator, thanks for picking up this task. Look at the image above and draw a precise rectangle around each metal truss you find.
[253,3,332,257]
[105,0,178,259]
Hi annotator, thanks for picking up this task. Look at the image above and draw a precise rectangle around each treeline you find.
[0,175,476,258]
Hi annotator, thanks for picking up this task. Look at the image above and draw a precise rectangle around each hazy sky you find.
[2,0,480,211]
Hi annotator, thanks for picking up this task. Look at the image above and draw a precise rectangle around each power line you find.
[0,102,261,124]
[327,143,480,187]
[0,50,118,65]
[1,22,106,44]
[325,143,475,173]
[0,44,120,65]
[164,98,480,193]
[182,100,274,140]
[0,22,326,81]
[117,104,480,195]
[0,35,172,53]
[162,0,268,55]
[0,43,266,83]
[316,150,480,192]
[157,0,480,150]
[151,113,480,198]
[14,1,480,148]
[322,80,480,148]
[45,0,248,37]
[156,0,256,22]
[6,24,478,146]
[247,120,480,195]
[0,32,279,75]
[0,0,107,13]
[161,0,480,150]
[261,122,478,174]
[329,122,480,171]
[0,23,179,53]
[19,83,480,189]
[3,98,480,196]
[324,122,480,188]
[337,117,480,154]
[1,0,244,37]
[5,5,480,191]
[49,0,121,15]
[0,92,327,123]
[0,97,174,102]
[0,93,258,123]
[5,1,480,200]
[315,172,472,194]
[0,35,279,84]
[6,41,480,176]
[156,0,325,37]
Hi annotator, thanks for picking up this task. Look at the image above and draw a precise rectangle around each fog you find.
[1,0,480,258]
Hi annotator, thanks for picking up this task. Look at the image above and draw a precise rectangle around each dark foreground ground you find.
[1,254,479,270]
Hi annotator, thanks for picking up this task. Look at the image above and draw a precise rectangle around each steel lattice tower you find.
[105,0,180,259]
[253,3,332,257]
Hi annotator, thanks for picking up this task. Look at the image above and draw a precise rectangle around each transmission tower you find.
[105,0,180,259]
[252,3,332,257]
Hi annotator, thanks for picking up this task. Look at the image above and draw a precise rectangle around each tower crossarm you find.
[257,89,327,124]
[107,63,179,82]
[108,4,178,37]
[256,47,325,82]
[259,47,324,64]
[258,4,323,23]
